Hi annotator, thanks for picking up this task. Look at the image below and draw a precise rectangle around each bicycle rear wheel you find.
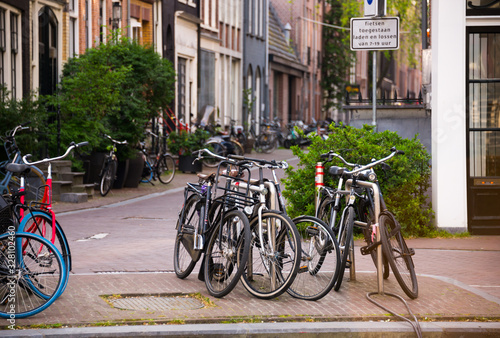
[0,232,66,319]
[379,212,418,299]
[157,154,176,184]
[240,211,300,299]
[173,195,202,279]
[204,209,250,298]
[287,216,340,301]
[99,160,116,197]
[334,206,354,291]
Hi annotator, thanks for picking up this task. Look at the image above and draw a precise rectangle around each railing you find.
[345,89,424,106]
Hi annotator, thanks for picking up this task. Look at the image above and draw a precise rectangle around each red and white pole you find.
[315,162,324,212]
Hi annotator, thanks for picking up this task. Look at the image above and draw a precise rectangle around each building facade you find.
[432,1,500,234]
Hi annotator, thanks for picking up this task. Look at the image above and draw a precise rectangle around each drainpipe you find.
[127,0,131,38]
[265,0,269,120]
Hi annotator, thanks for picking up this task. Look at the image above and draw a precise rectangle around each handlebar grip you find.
[396,150,405,155]
[228,154,245,160]
[21,121,32,127]
[320,153,330,159]
[76,141,89,148]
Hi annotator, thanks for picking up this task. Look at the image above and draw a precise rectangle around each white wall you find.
[431,1,468,232]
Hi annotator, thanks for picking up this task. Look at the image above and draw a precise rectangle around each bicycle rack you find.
[345,179,384,295]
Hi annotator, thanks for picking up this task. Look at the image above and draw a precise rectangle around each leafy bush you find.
[282,124,434,237]
[0,87,48,161]
[52,31,175,159]
[167,130,210,156]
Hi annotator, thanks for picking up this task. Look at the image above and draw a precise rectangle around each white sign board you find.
[350,17,399,51]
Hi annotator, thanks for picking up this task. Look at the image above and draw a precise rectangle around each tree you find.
[322,0,422,113]
[53,31,176,158]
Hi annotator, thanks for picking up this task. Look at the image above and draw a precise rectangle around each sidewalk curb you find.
[5,321,500,337]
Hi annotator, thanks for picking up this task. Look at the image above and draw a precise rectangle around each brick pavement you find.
[5,148,500,331]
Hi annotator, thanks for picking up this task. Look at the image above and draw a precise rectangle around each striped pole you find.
[315,162,324,212]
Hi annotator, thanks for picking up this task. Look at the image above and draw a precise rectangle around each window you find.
[177,57,187,121]
[199,50,215,109]
[10,13,17,98]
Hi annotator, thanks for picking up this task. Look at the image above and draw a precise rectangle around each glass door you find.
[466,27,500,234]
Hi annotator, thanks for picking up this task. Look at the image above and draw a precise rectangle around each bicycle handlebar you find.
[321,147,404,175]
[104,134,128,145]
[228,154,288,170]
[22,141,89,165]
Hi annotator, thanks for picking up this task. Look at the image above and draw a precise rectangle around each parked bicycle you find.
[317,148,418,299]
[201,124,245,168]
[248,119,279,154]
[99,134,127,197]
[173,149,252,298]
[139,131,176,185]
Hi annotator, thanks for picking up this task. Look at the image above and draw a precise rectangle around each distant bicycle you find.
[139,131,176,185]
[99,134,127,196]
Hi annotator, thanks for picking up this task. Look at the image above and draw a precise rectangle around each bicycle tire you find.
[99,160,116,197]
[0,232,66,319]
[334,206,355,291]
[8,166,47,204]
[157,154,176,184]
[20,210,72,292]
[140,160,154,183]
[240,211,300,299]
[379,212,418,299]
[287,216,340,301]
[204,209,250,298]
[230,140,245,156]
[203,140,226,168]
[173,195,202,279]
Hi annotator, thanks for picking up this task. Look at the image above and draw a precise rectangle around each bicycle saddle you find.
[5,163,31,175]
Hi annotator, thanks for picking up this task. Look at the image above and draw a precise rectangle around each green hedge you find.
[282,124,434,237]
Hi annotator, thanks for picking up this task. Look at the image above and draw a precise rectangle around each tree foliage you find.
[282,124,434,237]
[52,31,176,158]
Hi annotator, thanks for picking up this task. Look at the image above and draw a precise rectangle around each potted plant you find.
[167,129,209,173]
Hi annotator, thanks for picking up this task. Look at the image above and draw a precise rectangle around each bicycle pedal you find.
[408,248,415,256]
[298,265,308,274]
[306,226,319,236]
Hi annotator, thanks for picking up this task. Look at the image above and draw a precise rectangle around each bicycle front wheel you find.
[379,212,418,299]
[203,141,225,168]
[157,154,176,184]
[204,209,250,298]
[287,216,340,301]
[99,160,116,197]
[20,210,71,292]
[173,195,202,279]
[240,211,300,299]
[0,232,66,319]
[334,206,354,291]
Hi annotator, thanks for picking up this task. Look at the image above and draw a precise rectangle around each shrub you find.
[52,31,176,159]
[282,124,434,237]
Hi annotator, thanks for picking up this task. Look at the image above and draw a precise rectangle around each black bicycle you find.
[139,131,176,185]
[99,134,127,197]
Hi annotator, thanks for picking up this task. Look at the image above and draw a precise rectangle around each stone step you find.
[60,193,88,203]
[51,181,73,200]
[56,171,85,185]
[72,184,95,199]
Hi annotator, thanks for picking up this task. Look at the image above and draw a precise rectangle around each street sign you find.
[350,17,399,51]
[364,0,378,17]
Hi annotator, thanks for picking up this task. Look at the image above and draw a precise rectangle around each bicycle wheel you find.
[203,140,225,168]
[258,134,277,154]
[8,166,46,204]
[240,211,300,299]
[0,232,66,319]
[287,216,340,301]
[379,212,418,299]
[204,209,250,298]
[173,195,202,279]
[230,140,244,156]
[99,160,116,197]
[20,210,72,292]
[140,161,154,183]
[157,154,176,184]
[334,206,354,291]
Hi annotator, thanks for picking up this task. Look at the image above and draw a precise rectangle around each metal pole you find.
[372,51,377,131]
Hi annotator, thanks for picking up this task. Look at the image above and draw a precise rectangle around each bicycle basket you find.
[214,161,257,210]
